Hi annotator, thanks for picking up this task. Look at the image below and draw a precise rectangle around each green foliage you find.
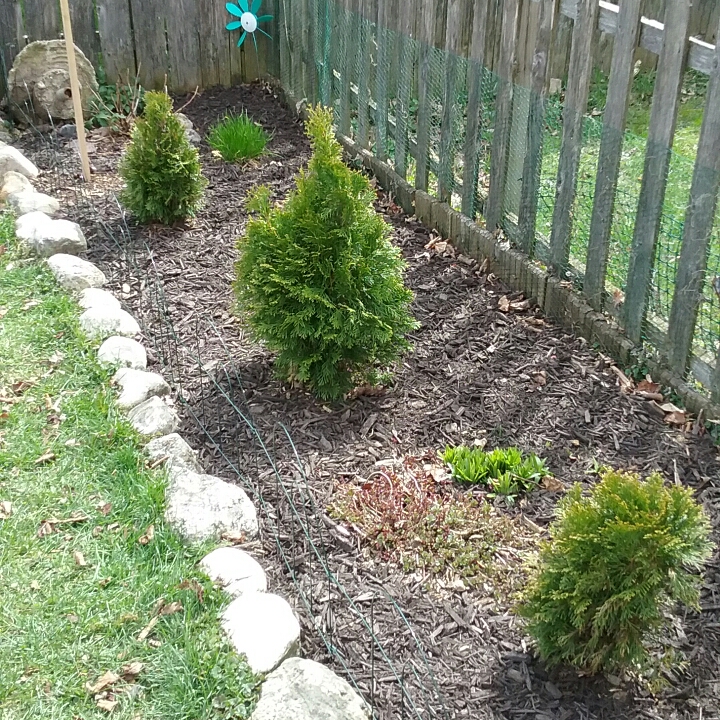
[518,469,713,674]
[208,112,270,162]
[119,91,206,225]
[89,68,145,129]
[443,445,549,499]
[234,105,417,400]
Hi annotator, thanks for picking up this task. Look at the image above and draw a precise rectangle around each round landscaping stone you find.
[7,190,59,216]
[221,592,300,675]
[126,396,179,438]
[98,336,147,370]
[0,170,33,201]
[112,367,170,411]
[47,253,106,291]
[17,213,87,257]
[200,547,267,598]
[78,287,121,311]
[145,433,203,476]
[0,145,39,180]
[164,469,259,543]
[79,306,140,340]
[250,657,370,720]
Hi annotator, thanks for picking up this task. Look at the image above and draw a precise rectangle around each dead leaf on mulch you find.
[635,378,664,401]
[498,295,531,313]
[0,500,12,519]
[664,411,688,427]
[138,524,154,545]
[541,476,565,492]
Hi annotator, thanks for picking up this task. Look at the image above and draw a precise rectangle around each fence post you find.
[393,0,415,179]
[485,0,520,230]
[517,0,554,256]
[623,0,691,344]
[461,0,490,218]
[415,0,435,191]
[374,0,389,161]
[666,19,720,377]
[547,0,598,274]
[356,0,373,148]
[583,0,643,311]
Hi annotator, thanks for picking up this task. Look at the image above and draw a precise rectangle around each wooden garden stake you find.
[59,0,91,182]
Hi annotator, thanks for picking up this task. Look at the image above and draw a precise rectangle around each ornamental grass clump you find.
[518,469,713,674]
[208,112,269,162]
[234,105,417,400]
[119,91,205,225]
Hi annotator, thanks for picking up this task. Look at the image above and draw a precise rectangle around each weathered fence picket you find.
[548,0,599,273]
[624,0,692,344]
[583,0,643,311]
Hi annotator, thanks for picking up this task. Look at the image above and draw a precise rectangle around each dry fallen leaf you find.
[98,502,112,516]
[22,299,40,311]
[47,352,64,366]
[38,520,55,537]
[122,661,144,679]
[498,295,530,313]
[34,450,56,465]
[664,411,687,426]
[137,616,158,641]
[160,601,183,616]
[179,579,205,604]
[637,379,660,394]
[86,671,120,694]
[0,500,12,519]
[220,531,246,545]
[96,698,118,712]
[542,476,565,492]
[30,580,40,591]
[74,551,88,567]
[138,524,154,545]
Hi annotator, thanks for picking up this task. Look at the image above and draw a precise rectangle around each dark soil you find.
[20,82,720,720]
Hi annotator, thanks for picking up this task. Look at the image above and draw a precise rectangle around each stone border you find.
[329,131,720,422]
[1,139,370,720]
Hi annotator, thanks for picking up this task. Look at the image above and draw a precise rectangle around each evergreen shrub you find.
[234,105,417,400]
[119,91,205,225]
[518,469,713,673]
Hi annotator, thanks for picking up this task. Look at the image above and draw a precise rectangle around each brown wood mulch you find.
[18,82,720,720]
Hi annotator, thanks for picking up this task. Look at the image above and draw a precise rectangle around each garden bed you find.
[18,82,720,720]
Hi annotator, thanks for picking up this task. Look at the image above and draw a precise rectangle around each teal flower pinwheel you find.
[226,1,273,50]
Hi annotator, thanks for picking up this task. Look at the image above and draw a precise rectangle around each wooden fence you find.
[277,0,720,400]
[0,0,279,93]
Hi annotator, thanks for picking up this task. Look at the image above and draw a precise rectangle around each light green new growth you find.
[208,112,270,162]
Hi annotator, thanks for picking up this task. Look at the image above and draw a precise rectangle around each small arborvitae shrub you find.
[208,112,270,162]
[234,105,417,400]
[119,91,206,225]
[518,469,713,673]
[443,445,549,499]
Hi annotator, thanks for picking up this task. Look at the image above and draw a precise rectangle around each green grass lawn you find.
[0,213,257,720]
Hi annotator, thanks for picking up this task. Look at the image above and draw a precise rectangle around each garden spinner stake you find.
[226,0,273,54]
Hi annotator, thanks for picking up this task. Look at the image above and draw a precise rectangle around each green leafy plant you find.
[234,105,417,400]
[119,91,206,225]
[442,445,549,499]
[208,112,270,162]
[89,68,145,130]
[518,469,713,673]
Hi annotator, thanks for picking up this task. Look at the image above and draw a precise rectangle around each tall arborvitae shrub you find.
[518,469,713,673]
[234,105,417,400]
[119,91,205,225]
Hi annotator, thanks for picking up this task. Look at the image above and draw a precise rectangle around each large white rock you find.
[200,547,267,598]
[127,396,179,437]
[47,253,106,291]
[16,212,86,257]
[221,592,300,675]
[98,336,147,370]
[165,470,259,543]
[78,287,121,311]
[79,306,140,340]
[145,433,203,475]
[112,367,170,410]
[0,170,33,201]
[7,190,59,216]
[251,657,370,720]
[0,145,39,180]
